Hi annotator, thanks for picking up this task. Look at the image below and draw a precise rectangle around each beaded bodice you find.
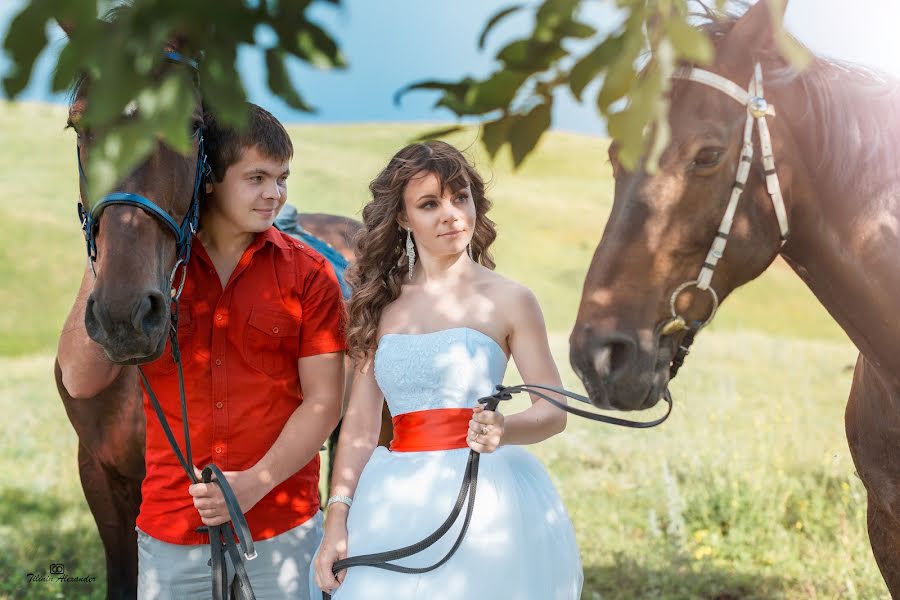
[374,327,507,417]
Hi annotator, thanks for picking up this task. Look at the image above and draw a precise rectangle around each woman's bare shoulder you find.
[476,268,541,324]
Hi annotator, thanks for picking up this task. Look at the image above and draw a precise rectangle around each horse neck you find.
[777,70,900,379]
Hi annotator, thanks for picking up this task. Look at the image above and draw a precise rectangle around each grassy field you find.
[0,100,884,598]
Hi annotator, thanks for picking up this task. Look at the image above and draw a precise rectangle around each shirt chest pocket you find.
[243,305,302,376]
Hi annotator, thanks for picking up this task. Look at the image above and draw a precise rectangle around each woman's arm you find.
[314,355,385,591]
[470,286,566,451]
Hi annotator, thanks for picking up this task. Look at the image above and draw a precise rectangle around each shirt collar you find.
[258,226,290,250]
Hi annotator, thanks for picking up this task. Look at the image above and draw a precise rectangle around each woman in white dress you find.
[311,141,583,599]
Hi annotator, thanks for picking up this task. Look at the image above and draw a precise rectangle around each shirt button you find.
[215,314,223,321]
[215,358,222,366]
[295,243,303,249]
[272,326,280,334]
[215,402,224,409]
[215,447,223,454]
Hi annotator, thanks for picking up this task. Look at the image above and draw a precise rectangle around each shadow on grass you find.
[583,552,789,600]
[0,487,105,600]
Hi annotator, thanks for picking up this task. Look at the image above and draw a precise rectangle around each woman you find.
[311,141,583,599]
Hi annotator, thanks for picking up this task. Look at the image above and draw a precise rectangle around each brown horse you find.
[53,33,381,599]
[570,0,900,593]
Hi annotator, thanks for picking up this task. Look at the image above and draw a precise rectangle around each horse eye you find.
[691,148,724,169]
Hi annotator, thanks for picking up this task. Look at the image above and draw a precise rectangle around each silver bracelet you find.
[325,494,353,510]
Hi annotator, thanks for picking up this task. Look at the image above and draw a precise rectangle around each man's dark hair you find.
[204,103,293,181]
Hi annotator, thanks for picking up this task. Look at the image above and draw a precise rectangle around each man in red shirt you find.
[58,104,346,598]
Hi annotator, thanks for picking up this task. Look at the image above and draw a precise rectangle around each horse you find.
[54,28,389,598]
[568,0,900,593]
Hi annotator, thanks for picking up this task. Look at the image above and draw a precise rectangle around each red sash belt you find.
[390,408,473,452]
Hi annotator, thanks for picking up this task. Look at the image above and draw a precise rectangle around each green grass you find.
[0,100,883,598]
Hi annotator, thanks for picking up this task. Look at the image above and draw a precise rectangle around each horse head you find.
[65,23,205,364]
[570,0,807,410]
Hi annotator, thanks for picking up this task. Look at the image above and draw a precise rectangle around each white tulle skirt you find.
[309,445,583,599]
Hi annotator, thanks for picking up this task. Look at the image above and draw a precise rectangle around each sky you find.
[2,0,899,137]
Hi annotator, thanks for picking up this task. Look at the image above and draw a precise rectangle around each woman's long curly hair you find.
[346,140,498,361]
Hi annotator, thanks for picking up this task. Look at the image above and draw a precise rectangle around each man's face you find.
[209,145,290,233]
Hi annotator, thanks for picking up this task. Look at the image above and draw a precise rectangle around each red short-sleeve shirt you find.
[136,227,347,545]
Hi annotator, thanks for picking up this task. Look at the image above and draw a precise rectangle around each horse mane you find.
[693,2,900,201]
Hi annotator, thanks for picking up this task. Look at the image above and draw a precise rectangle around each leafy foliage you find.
[401,0,743,169]
[1,0,345,199]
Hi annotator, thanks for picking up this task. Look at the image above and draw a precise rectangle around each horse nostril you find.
[85,294,104,340]
[132,289,168,336]
[591,335,636,382]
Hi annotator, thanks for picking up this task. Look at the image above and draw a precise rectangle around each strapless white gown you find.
[310,327,583,599]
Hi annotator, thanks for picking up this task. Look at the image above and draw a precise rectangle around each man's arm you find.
[190,350,345,525]
[249,351,345,489]
[57,265,122,398]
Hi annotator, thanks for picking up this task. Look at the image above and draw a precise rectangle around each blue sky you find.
[2,0,899,137]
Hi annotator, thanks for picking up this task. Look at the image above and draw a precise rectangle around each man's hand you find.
[188,467,271,526]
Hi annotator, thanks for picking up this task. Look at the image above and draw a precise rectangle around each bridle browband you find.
[74,51,258,600]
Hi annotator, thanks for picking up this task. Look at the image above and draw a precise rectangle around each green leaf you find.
[569,34,624,101]
[497,40,530,66]
[776,30,812,70]
[508,101,551,168]
[463,69,529,114]
[535,0,579,33]
[560,20,597,40]
[478,4,525,50]
[597,57,637,110]
[498,39,566,71]
[666,17,713,65]
[265,48,315,112]
[199,46,248,131]
[294,21,346,69]
[1,4,49,97]
[481,116,513,159]
[411,125,466,142]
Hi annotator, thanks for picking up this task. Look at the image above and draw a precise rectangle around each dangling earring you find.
[406,228,416,279]
[467,244,473,260]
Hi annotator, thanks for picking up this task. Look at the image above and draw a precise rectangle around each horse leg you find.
[57,360,144,600]
[865,497,900,593]
[845,355,900,596]
[77,442,141,600]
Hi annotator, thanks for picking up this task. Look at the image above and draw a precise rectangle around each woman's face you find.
[399,170,476,259]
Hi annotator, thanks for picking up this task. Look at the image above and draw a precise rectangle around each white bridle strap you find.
[673,64,789,292]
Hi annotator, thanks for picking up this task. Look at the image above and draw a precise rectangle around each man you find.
[59,104,346,598]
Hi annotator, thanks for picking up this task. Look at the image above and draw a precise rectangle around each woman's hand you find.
[314,506,350,593]
[467,405,505,453]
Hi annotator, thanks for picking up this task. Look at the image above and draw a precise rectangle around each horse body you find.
[782,164,900,589]
[570,0,900,592]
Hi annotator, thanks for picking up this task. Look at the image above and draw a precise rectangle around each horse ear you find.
[727,0,789,58]
[724,0,811,69]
